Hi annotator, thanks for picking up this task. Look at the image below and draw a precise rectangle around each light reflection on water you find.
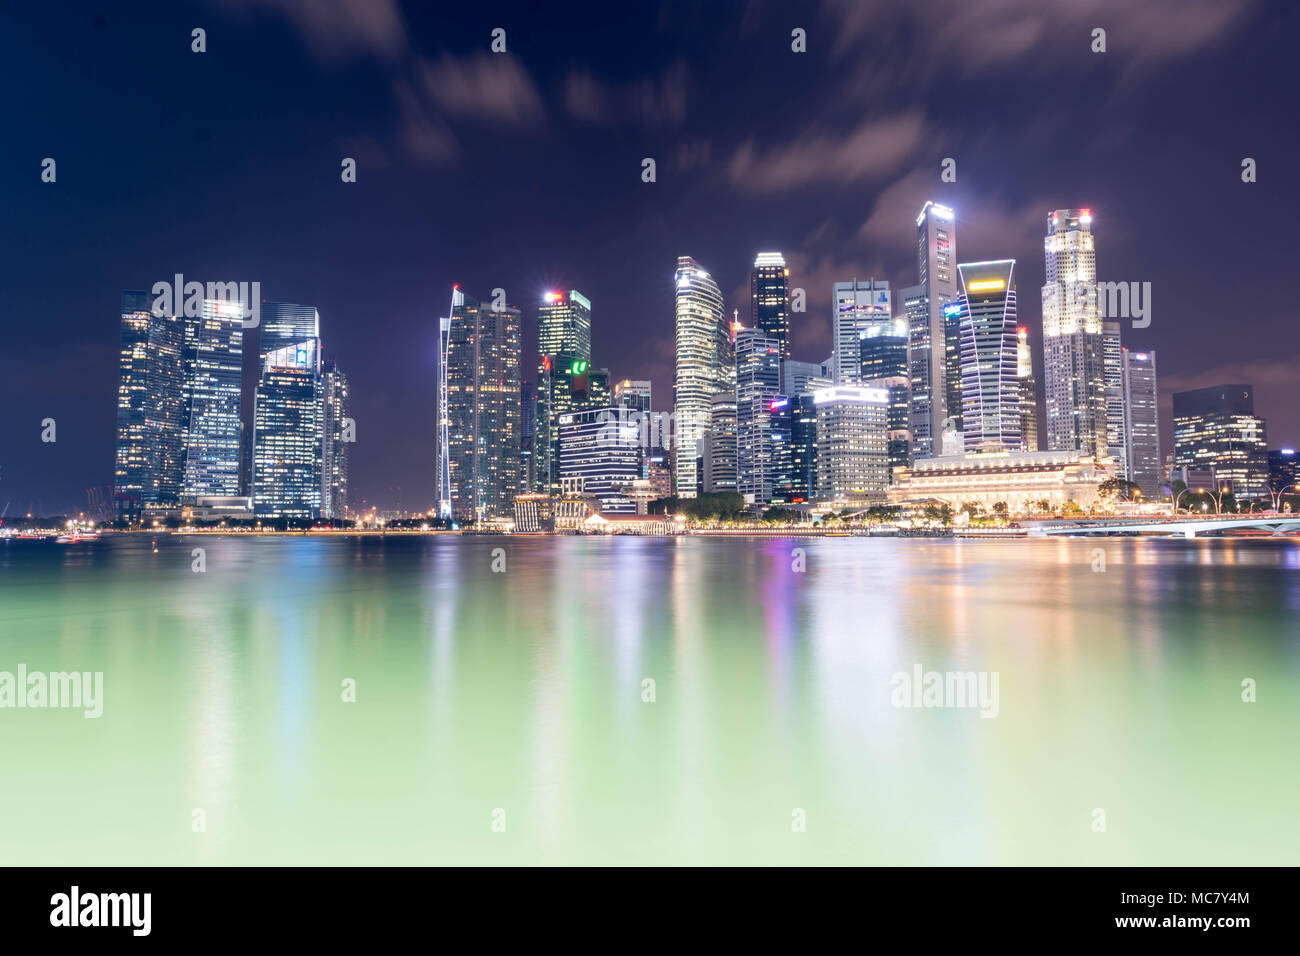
[1,534,1297,865]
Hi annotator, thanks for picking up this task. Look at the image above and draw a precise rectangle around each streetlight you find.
[1269,483,1297,513]
[1173,488,1197,514]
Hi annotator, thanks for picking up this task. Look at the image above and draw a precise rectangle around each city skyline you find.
[4,0,1297,513]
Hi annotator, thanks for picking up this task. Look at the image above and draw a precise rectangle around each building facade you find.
[832,278,890,385]
[558,407,639,513]
[253,363,323,519]
[890,449,1117,512]
[1121,349,1160,497]
[182,299,245,501]
[1172,384,1269,499]
[439,287,522,522]
[1017,326,1039,452]
[673,256,728,497]
[538,289,592,365]
[905,201,957,460]
[735,327,784,504]
[859,314,911,477]
[321,360,350,519]
[813,386,890,505]
[954,260,1021,454]
[751,252,790,362]
[1041,209,1108,458]
[113,291,186,521]
[1102,320,1127,476]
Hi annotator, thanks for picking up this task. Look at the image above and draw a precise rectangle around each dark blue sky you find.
[3,0,1297,513]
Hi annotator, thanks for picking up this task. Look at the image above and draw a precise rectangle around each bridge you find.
[1027,515,1300,538]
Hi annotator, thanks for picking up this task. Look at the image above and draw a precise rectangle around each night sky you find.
[3,0,1297,514]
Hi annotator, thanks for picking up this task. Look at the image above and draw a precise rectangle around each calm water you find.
[1,534,1298,865]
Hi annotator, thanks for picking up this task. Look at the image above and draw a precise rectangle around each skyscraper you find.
[859,315,912,476]
[182,299,245,500]
[1102,320,1127,475]
[832,278,891,384]
[700,391,738,493]
[613,379,652,413]
[905,201,957,459]
[253,302,324,519]
[814,385,890,504]
[1120,349,1160,497]
[558,407,639,513]
[751,253,790,362]
[520,380,536,493]
[113,291,186,521]
[1016,326,1039,452]
[535,356,610,492]
[253,364,323,519]
[789,394,818,502]
[1042,209,1108,458]
[734,326,784,504]
[538,289,592,364]
[782,359,831,398]
[438,287,522,522]
[673,256,727,497]
[321,359,350,519]
[954,260,1021,454]
[1173,384,1268,499]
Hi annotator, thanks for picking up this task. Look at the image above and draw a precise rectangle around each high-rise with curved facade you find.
[673,256,727,497]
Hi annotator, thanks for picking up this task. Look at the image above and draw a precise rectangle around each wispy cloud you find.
[215,0,408,62]
[418,53,544,125]
[727,113,929,193]
[563,63,689,127]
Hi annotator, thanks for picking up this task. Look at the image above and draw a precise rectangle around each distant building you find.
[890,450,1117,512]
[1042,209,1108,458]
[735,327,783,504]
[782,359,831,398]
[1016,326,1039,451]
[253,303,323,519]
[673,256,729,497]
[751,253,790,361]
[954,260,1021,454]
[700,391,737,493]
[538,289,592,364]
[832,278,890,385]
[1172,384,1269,499]
[182,299,245,501]
[439,287,522,522]
[1121,349,1160,497]
[905,201,957,459]
[1102,320,1126,476]
[253,363,323,519]
[613,379,651,413]
[558,407,639,513]
[789,394,818,503]
[813,385,890,505]
[113,291,186,521]
[535,355,610,492]
[322,360,350,519]
[520,380,536,493]
[859,315,912,476]
[1268,448,1297,495]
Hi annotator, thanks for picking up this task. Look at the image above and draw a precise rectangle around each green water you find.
[1,534,1297,865]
